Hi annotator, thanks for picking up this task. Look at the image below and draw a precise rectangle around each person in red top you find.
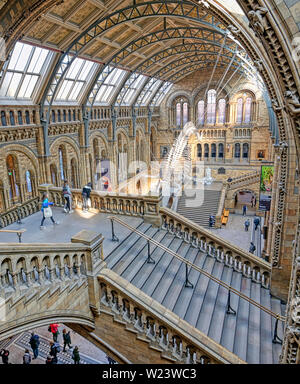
[49,323,60,342]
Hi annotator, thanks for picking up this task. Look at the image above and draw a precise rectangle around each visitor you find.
[23,349,31,364]
[244,219,250,232]
[49,323,60,342]
[62,180,73,213]
[0,349,9,364]
[49,341,60,364]
[62,329,72,352]
[209,215,215,228]
[242,204,247,216]
[82,182,92,212]
[254,217,260,230]
[107,356,117,364]
[29,331,40,359]
[45,355,53,365]
[40,192,59,229]
[249,242,256,254]
[72,346,80,365]
[251,196,256,208]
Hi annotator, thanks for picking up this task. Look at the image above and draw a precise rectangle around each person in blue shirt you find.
[40,192,59,229]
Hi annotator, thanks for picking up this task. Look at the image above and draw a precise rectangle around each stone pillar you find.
[71,230,106,316]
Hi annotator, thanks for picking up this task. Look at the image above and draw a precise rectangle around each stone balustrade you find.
[0,230,104,299]
[98,268,245,364]
[160,207,271,288]
[226,171,260,190]
[39,185,162,226]
[0,197,39,228]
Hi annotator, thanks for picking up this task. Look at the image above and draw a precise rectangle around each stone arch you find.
[166,89,192,108]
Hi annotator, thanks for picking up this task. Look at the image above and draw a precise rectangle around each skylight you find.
[0,42,52,99]
[95,67,126,104]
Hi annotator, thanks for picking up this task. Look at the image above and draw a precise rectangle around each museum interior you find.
[0,0,299,365]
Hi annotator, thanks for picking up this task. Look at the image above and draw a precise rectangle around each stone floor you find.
[0,208,142,258]
[0,324,109,364]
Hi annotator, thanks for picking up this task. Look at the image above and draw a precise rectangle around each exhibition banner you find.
[259,165,274,211]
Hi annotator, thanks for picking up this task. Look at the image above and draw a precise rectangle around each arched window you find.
[6,155,20,202]
[204,143,209,158]
[25,110,30,124]
[211,143,216,158]
[1,111,7,126]
[198,100,205,125]
[73,110,76,121]
[182,102,188,126]
[244,97,252,123]
[59,148,65,181]
[25,170,32,193]
[32,110,36,124]
[197,144,202,158]
[236,98,243,123]
[52,110,55,123]
[243,143,249,158]
[234,143,241,158]
[176,103,181,127]
[218,99,226,124]
[18,111,23,125]
[218,143,224,158]
[63,110,67,122]
[207,89,216,124]
[68,109,71,121]
[9,111,15,125]
[57,110,61,122]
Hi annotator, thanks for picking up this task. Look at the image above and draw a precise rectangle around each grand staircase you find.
[104,221,286,364]
[177,188,222,228]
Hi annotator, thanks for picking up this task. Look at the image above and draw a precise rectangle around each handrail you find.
[107,215,286,323]
[0,229,27,243]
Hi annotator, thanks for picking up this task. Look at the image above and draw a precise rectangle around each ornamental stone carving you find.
[248,7,269,36]
[285,91,300,116]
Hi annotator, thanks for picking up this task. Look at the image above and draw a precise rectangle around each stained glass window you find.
[183,102,188,126]
[236,98,243,123]
[218,99,226,124]
[198,100,205,125]
[244,97,252,123]
[176,103,181,126]
[207,89,216,124]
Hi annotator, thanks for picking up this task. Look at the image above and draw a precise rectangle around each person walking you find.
[254,217,260,230]
[62,180,73,213]
[242,204,247,216]
[244,219,250,232]
[82,182,92,212]
[249,242,256,254]
[62,329,72,352]
[40,192,59,229]
[49,323,60,342]
[29,332,40,359]
[49,341,60,364]
[72,346,80,365]
[23,349,32,364]
[0,349,9,364]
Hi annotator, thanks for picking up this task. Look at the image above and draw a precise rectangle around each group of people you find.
[244,217,261,255]
[1,326,81,364]
[39,180,94,229]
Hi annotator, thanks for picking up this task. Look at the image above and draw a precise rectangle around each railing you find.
[0,231,104,298]
[215,185,227,228]
[107,216,285,325]
[0,229,26,243]
[98,269,245,364]
[160,207,271,287]
[227,171,260,190]
[0,197,39,228]
[38,186,162,225]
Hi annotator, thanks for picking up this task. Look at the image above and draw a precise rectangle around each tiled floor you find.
[0,324,109,364]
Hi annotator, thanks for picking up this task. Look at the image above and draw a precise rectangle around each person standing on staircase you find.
[0,349,9,364]
[62,329,72,352]
[49,341,60,364]
[242,204,247,216]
